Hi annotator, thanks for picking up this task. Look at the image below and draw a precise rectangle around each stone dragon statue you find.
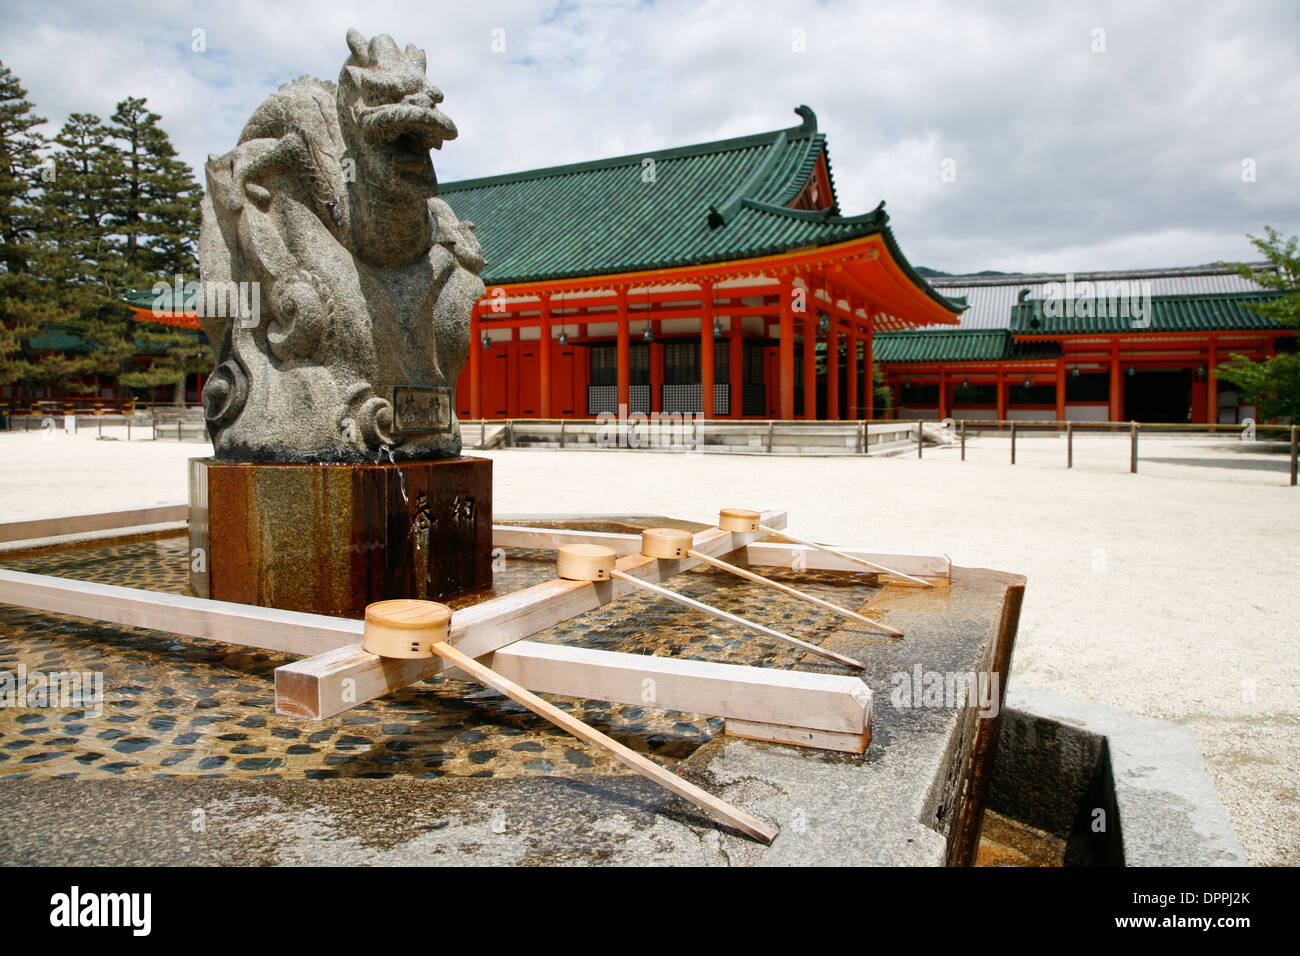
[198,29,485,462]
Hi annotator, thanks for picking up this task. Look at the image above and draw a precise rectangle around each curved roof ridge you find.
[707,131,788,228]
[440,108,820,194]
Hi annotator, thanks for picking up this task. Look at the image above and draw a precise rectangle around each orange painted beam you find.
[476,234,961,329]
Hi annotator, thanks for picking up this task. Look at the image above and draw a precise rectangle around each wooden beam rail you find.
[0,504,189,544]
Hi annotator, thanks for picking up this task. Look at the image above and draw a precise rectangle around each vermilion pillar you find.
[996,367,1007,421]
[827,315,840,420]
[864,302,875,420]
[1207,337,1218,425]
[938,365,948,419]
[469,302,482,420]
[617,287,630,413]
[1056,357,1066,422]
[650,338,664,413]
[700,281,715,419]
[846,321,859,420]
[802,293,817,420]
[1108,340,1121,422]
[728,323,743,418]
[779,277,795,420]
[538,292,552,419]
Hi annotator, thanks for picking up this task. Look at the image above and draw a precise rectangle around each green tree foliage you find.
[1,71,208,403]
[1217,227,1300,422]
[0,61,56,394]
[103,97,208,395]
[34,112,130,392]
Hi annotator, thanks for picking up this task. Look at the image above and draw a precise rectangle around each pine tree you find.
[34,112,130,393]
[1217,227,1300,422]
[102,96,208,399]
[0,61,55,397]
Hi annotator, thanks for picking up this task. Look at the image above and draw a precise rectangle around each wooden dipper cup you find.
[362,599,451,659]
[556,543,617,581]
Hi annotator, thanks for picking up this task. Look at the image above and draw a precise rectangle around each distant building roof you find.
[874,329,1063,364]
[1011,291,1285,335]
[919,263,1274,331]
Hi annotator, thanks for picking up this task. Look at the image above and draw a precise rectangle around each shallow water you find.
[0,522,887,783]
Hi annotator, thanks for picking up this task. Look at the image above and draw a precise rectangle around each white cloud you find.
[2,0,1296,273]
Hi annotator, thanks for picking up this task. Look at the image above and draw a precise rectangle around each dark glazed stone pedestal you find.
[188,457,491,617]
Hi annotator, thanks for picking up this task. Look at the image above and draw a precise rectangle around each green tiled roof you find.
[1010,292,1285,334]
[874,330,1011,364]
[28,327,97,354]
[439,106,959,313]
[26,325,206,355]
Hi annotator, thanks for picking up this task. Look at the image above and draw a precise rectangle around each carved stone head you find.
[338,29,458,203]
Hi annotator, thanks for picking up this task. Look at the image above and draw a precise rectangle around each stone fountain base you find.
[187,456,492,617]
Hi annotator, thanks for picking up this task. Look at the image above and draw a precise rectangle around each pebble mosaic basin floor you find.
[0,520,893,785]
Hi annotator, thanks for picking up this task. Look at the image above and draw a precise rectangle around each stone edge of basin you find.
[1002,683,1248,867]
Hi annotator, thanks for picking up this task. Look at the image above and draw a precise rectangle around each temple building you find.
[439,106,963,421]
[879,265,1290,425]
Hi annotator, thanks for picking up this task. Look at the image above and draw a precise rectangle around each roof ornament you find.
[794,105,817,133]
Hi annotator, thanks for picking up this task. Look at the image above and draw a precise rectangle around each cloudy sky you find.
[3,0,1297,274]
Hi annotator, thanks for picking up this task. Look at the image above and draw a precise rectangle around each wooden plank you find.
[273,510,789,719]
[452,641,870,735]
[0,503,189,544]
[725,717,871,755]
[431,639,778,844]
[732,542,951,583]
[492,524,642,553]
[0,568,361,656]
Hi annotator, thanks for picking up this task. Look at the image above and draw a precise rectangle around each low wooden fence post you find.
[1066,421,1073,469]
[916,421,923,459]
[1130,421,1138,474]
[960,420,966,461]
[1010,421,1016,464]
[1291,424,1298,487]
